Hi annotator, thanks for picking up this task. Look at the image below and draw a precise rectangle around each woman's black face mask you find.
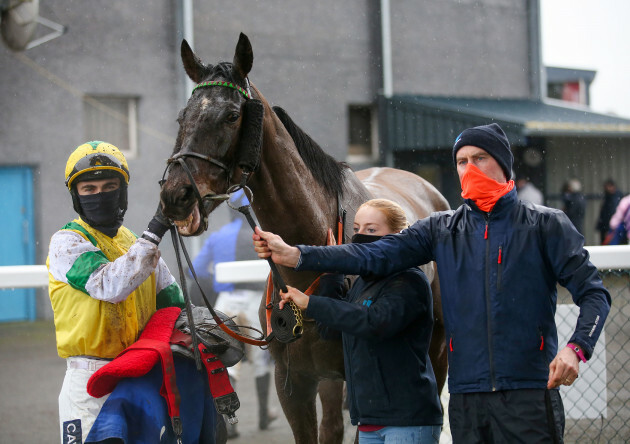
[351,233,383,244]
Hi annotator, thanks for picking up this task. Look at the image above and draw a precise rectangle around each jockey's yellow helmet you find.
[64,141,130,190]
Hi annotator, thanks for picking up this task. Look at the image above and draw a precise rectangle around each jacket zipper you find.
[497,245,503,291]
[484,217,497,391]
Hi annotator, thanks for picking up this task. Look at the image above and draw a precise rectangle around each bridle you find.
[159,77,299,372]
[160,151,233,234]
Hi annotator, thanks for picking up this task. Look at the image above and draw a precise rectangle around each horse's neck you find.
[250,129,336,248]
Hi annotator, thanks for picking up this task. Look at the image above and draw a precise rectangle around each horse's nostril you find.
[160,185,196,220]
[164,185,194,206]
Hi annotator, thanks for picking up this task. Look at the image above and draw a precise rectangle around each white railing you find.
[1,245,629,289]
[0,265,49,288]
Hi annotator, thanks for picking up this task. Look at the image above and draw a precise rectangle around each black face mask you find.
[78,189,123,236]
[351,233,383,244]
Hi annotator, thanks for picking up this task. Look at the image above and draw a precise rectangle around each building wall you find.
[391,0,531,98]
[0,0,536,318]
[0,0,181,318]
[190,0,534,159]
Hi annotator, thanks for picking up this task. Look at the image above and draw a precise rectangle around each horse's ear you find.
[232,32,253,80]
[181,39,206,83]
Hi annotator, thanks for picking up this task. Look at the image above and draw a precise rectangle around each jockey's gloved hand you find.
[141,202,172,245]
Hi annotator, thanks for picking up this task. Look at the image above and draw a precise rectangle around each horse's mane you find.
[205,63,347,198]
[272,106,347,198]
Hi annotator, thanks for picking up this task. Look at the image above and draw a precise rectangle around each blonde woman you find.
[277,199,442,444]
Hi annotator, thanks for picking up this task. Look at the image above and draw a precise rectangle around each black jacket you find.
[306,268,443,427]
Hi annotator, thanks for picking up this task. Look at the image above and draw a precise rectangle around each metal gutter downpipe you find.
[175,0,201,255]
[528,0,544,100]
[176,0,195,106]
[380,0,394,167]
[381,0,393,98]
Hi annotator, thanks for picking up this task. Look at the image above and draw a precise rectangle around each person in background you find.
[47,141,184,443]
[254,123,611,443]
[191,190,276,438]
[596,178,624,244]
[278,198,443,444]
[562,178,586,235]
[607,193,630,244]
[516,177,544,205]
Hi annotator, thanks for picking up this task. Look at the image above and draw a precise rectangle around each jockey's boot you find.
[256,373,277,430]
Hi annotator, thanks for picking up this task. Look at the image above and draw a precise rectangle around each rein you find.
[169,225,270,349]
[160,78,280,364]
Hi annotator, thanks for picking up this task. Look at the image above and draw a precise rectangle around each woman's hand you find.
[279,286,310,311]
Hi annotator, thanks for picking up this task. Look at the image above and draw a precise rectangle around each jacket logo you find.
[63,419,82,443]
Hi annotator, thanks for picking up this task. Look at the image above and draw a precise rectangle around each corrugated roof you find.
[378,95,630,152]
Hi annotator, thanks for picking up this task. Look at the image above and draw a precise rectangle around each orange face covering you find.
[460,164,514,212]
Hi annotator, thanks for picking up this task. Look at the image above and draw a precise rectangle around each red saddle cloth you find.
[87,306,182,399]
[88,305,239,430]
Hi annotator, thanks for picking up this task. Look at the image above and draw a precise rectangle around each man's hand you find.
[326,228,336,246]
[152,201,172,229]
[253,226,301,267]
[279,286,310,311]
[142,202,172,245]
[547,346,580,389]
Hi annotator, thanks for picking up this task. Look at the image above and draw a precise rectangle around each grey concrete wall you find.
[0,0,182,318]
[391,0,531,98]
[189,0,533,160]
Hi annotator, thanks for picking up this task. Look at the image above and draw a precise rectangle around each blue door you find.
[0,167,36,321]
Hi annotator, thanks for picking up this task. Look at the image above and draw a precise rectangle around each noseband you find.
[160,151,233,233]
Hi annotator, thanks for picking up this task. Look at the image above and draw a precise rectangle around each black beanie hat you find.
[452,123,513,180]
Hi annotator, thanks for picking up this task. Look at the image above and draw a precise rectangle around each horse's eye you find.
[226,112,240,123]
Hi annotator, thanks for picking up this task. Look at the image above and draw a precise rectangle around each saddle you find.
[87,306,244,440]
[171,305,244,367]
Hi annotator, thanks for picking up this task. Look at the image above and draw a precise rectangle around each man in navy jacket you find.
[253,123,611,443]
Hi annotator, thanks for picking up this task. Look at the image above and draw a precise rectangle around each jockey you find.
[47,141,185,443]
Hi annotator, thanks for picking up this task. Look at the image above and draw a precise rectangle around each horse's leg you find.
[274,363,319,444]
[317,379,345,444]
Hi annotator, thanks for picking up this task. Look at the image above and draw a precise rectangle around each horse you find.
[160,33,449,444]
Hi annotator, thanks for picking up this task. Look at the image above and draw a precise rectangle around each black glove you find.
[141,203,171,245]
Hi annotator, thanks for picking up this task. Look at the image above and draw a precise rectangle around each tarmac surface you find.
[0,320,451,443]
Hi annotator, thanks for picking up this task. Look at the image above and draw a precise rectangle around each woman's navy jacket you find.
[306,269,443,426]
[297,189,611,394]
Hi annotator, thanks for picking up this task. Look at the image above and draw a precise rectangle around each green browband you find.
[192,81,251,99]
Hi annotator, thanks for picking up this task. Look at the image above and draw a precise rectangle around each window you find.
[83,95,138,158]
[347,104,375,162]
